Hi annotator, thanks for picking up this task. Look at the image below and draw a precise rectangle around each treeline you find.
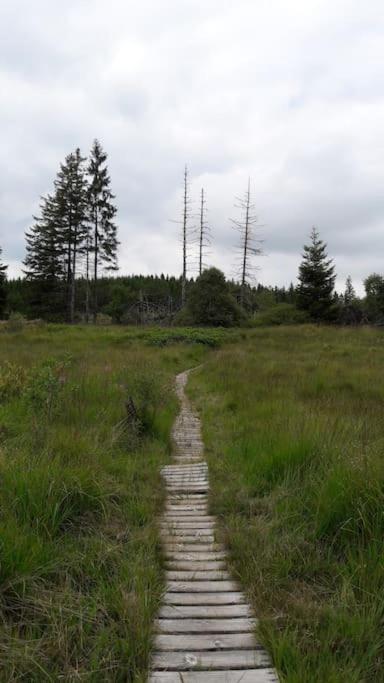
[1,158,384,326]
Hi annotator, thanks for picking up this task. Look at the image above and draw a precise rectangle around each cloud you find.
[0,0,383,294]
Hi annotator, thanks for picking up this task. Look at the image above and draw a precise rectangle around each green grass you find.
[189,325,384,682]
[0,324,216,681]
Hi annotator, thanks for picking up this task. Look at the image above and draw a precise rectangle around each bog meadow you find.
[0,322,383,681]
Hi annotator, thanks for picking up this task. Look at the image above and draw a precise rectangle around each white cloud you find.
[0,0,384,295]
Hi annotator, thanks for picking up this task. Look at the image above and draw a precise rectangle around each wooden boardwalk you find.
[149,370,279,682]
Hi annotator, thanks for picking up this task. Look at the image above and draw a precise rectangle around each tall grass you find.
[0,325,210,681]
[189,325,384,682]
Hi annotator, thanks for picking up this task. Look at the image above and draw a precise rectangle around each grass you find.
[0,324,219,681]
[189,325,384,682]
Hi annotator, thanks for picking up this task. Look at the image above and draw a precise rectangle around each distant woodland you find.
[1,143,384,327]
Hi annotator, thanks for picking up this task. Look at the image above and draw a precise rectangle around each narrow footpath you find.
[149,370,279,682]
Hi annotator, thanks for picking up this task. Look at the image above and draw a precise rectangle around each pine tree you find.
[297,227,336,321]
[198,188,211,276]
[87,140,118,323]
[0,245,8,317]
[24,149,88,321]
[55,148,89,323]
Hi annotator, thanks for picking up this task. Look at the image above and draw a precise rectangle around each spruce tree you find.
[297,227,336,321]
[0,245,8,317]
[55,148,88,323]
[87,140,118,323]
[24,149,88,321]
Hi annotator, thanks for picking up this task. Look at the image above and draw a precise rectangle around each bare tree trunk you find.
[199,188,204,276]
[85,235,90,323]
[182,166,188,306]
[93,209,98,324]
[240,179,251,306]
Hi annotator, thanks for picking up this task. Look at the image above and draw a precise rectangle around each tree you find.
[24,193,67,318]
[0,245,8,317]
[179,165,192,306]
[340,275,362,325]
[24,149,89,322]
[364,273,384,323]
[231,179,263,307]
[87,140,118,323]
[179,267,245,327]
[198,188,211,276]
[297,227,336,321]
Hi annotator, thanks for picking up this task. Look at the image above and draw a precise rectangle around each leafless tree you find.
[198,187,212,276]
[231,178,263,306]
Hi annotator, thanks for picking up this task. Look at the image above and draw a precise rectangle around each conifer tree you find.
[297,227,336,321]
[87,140,118,323]
[55,148,88,323]
[0,245,8,317]
[24,149,88,321]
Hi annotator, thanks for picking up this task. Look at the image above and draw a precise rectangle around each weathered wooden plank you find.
[156,618,257,633]
[152,649,271,670]
[165,561,226,571]
[155,633,257,651]
[163,551,227,562]
[167,581,239,593]
[163,544,225,553]
[160,519,215,531]
[149,670,279,682]
[165,570,231,581]
[158,604,252,619]
[161,536,216,545]
[163,592,246,606]
[162,514,215,521]
[161,527,214,536]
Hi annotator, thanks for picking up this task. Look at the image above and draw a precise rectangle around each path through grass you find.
[0,325,220,681]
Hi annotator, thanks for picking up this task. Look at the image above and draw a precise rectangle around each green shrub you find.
[253,303,309,326]
[0,362,28,402]
[5,312,27,333]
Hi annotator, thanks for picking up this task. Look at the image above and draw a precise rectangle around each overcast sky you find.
[1,0,383,293]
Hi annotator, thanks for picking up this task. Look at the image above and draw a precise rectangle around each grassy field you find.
[189,325,384,682]
[0,324,224,681]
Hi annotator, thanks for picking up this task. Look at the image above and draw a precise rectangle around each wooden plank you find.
[161,536,216,545]
[152,649,271,670]
[156,618,257,633]
[155,633,257,651]
[161,526,215,533]
[167,581,239,593]
[161,527,214,536]
[163,592,246,606]
[165,561,226,571]
[162,515,215,521]
[149,670,279,682]
[163,544,225,553]
[158,605,252,619]
[165,570,231,581]
[163,551,227,562]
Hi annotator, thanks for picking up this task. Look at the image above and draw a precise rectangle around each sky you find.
[1,0,384,293]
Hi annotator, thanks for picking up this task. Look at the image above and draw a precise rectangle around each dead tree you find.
[198,188,212,276]
[231,178,263,307]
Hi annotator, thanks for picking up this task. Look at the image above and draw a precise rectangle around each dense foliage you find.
[297,227,336,320]
[176,267,245,326]
[24,141,118,323]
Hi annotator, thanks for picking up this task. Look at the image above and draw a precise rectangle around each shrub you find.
[5,312,26,333]
[0,362,28,402]
[253,303,309,326]
[177,268,245,327]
